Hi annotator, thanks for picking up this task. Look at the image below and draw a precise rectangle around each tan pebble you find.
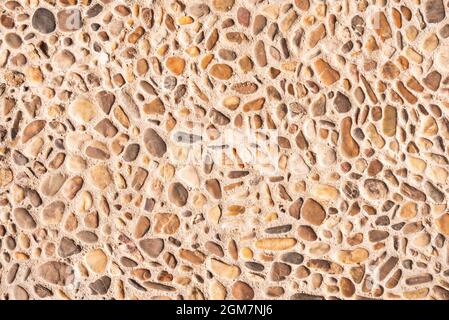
[209,280,227,300]
[165,56,185,75]
[179,249,206,265]
[372,12,392,41]
[209,63,233,80]
[339,277,355,298]
[0,168,13,187]
[177,165,200,188]
[85,249,108,274]
[280,10,297,33]
[382,105,397,137]
[242,97,265,112]
[154,212,180,234]
[311,184,339,201]
[301,198,326,226]
[399,202,417,219]
[222,96,240,110]
[407,156,426,174]
[422,33,439,52]
[313,58,340,86]
[22,120,46,143]
[89,164,112,189]
[207,206,222,224]
[25,66,43,85]
[336,248,369,264]
[209,258,241,279]
[255,238,297,251]
[435,214,449,236]
[307,24,326,48]
[69,99,97,123]
[212,0,235,12]
[232,281,254,300]
[403,288,429,300]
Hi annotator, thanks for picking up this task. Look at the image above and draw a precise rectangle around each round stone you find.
[85,249,108,274]
[363,179,388,200]
[168,182,189,207]
[69,99,97,123]
[436,46,449,72]
[32,8,56,34]
[139,238,164,258]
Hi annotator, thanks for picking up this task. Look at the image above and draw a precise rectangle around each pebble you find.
[210,259,241,279]
[188,4,210,18]
[13,208,36,230]
[89,276,111,295]
[178,165,200,188]
[5,33,22,49]
[139,238,164,258]
[340,117,359,158]
[42,201,65,225]
[435,214,449,236]
[144,128,166,158]
[205,179,222,199]
[22,120,46,143]
[339,277,355,298]
[424,0,446,23]
[255,238,297,251]
[209,64,233,80]
[0,168,13,187]
[270,262,291,281]
[333,92,351,113]
[54,50,75,69]
[436,46,449,72]
[237,7,250,27]
[314,58,340,86]
[95,91,115,114]
[38,261,74,285]
[69,99,97,123]
[154,213,180,235]
[281,252,304,265]
[168,183,189,207]
[123,144,140,162]
[301,198,326,226]
[0,0,446,301]
[40,173,66,197]
[165,56,185,76]
[57,9,82,32]
[89,164,112,189]
[336,248,369,264]
[212,0,235,12]
[232,281,254,300]
[297,225,317,241]
[363,179,388,200]
[85,249,108,274]
[58,237,81,258]
[32,8,56,34]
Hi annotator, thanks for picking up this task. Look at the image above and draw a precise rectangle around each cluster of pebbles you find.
[1,0,449,300]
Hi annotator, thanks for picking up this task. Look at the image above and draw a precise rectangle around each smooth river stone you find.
[38,261,74,285]
[301,198,326,226]
[32,8,56,34]
[13,208,36,230]
[167,182,189,207]
[340,117,359,159]
[143,128,167,157]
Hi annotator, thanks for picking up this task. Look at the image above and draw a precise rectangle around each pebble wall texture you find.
[1,0,449,300]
